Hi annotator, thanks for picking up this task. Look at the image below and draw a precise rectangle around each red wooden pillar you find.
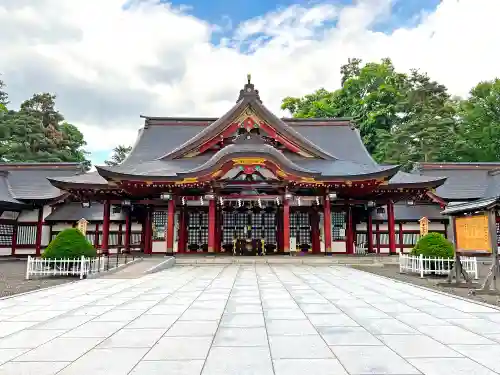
[208,199,216,252]
[276,207,283,252]
[144,206,152,254]
[310,209,320,253]
[346,205,354,254]
[323,197,332,253]
[367,213,374,253]
[166,199,175,253]
[178,207,186,253]
[118,224,123,249]
[94,223,99,248]
[387,200,397,255]
[215,207,222,252]
[283,198,290,252]
[124,210,131,254]
[34,207,44,256]
[376,223,381,254]
[398,222,404,253]
[11,221,18,256]
[101,200,111,255]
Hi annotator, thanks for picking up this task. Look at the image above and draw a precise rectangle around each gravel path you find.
[0,260,74,298]
[353,262,500,307]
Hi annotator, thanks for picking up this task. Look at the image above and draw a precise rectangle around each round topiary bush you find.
[42,228,97,259]
[411,232,454,259]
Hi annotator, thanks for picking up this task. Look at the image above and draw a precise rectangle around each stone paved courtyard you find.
[1,265,500,374]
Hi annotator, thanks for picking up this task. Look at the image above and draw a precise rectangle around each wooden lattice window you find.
[152,211,168,240]
[16,225,37,245]
[331,212,346,240]
[0,223,13,246]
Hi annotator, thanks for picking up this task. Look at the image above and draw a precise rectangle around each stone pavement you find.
[0,265,500,374]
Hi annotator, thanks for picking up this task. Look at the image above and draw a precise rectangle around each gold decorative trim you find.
[232,157,266,165]
[175,177,198,185]
[234,106,260,125]
[277,170,287,178]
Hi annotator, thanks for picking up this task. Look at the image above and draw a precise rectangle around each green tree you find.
[282,58,407,156]
[0,93,91,169]
[282,58,463,168]
[43,228,97,259]
[457,79,500,162]
[374,70,462,169]
[105,145,132,166]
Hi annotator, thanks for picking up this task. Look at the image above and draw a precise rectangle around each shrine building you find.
[37,77,448,256]
[17,78,500,256]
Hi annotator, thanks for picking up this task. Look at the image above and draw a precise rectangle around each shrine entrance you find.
[221,202,278,255]
[186,208,209,252]
[290,210,313,252]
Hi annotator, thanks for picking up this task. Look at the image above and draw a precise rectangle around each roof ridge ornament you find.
[237,73,261,103]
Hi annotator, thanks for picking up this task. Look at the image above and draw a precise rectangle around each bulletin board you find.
[455,214,491,253]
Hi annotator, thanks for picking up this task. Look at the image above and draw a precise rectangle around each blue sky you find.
[165,0,442,39]
[91,0,443,166]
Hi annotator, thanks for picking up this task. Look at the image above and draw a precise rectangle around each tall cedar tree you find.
[457,79,500,162]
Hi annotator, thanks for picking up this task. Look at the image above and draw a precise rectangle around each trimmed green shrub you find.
[42,228,97,259]
[411,232,454,258]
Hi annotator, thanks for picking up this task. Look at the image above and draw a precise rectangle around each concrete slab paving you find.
[0,265,500,374]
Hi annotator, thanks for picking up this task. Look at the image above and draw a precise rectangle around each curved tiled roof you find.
[0,163,83,201]
[0,172,24,208]
[180,143,318,176]
[387,171,447,188]
[159,81,335,161]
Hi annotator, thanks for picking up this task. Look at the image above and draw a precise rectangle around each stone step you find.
[174,255,399,266]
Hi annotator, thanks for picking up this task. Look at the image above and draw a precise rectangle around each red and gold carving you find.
[242,166,256,174]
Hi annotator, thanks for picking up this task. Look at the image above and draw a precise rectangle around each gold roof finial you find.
[247,73,251,84]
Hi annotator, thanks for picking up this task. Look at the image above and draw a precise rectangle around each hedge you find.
[42,228,97,259]
[411,232,454,259]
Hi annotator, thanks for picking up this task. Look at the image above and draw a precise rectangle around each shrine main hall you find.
[43,78,446,256]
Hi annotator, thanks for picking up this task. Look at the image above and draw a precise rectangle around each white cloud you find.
[0,0,499,166]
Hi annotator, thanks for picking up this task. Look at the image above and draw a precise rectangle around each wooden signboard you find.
[455,214,491,253]
[419,217,429,236]
[76,218,88,235]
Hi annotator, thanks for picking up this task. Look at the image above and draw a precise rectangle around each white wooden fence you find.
[25,255,116,280]
[399,254,478,279]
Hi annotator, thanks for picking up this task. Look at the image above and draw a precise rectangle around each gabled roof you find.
[96,131,400,182]
[47,171,109,189]
[158,79,335,160]
[0,163,83,201]
[414,162,500,200]
[122,117,375,168]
